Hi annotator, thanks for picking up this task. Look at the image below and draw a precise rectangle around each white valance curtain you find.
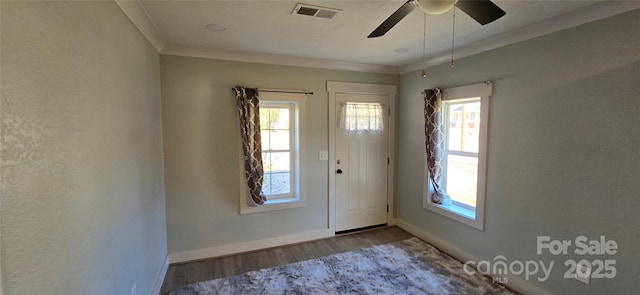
[339,103,384,133]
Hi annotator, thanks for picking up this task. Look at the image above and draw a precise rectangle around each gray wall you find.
[2,1,637,294]
[1,2,167,295]
[160,55,397,254]
[396,9,640,294]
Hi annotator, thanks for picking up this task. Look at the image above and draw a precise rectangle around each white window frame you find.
[260,102,297,201]
[423,82,492,230]
[240,92,306,214]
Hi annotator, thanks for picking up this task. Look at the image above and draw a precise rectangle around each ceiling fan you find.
[368,0,506,38]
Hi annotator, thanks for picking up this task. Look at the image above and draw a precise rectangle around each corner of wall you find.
[150,254,169,295]
[114,0,165,52]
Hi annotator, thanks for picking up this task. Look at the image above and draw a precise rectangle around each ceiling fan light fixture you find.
[367,0,504,38]
[417,0,456,15]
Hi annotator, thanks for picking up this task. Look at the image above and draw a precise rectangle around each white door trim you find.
[326,81,397,232]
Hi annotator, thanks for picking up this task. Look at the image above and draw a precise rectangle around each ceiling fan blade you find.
[368,0,418,38]
[455,0,506,25]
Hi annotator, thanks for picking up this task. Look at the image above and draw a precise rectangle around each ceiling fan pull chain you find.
[451,1,456,68]
[421,13,427,78]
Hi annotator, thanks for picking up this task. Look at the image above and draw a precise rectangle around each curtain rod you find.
[421,80,492,95]
[231,88,313,95]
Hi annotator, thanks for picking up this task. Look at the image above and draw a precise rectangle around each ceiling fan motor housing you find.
[417,0,456,15]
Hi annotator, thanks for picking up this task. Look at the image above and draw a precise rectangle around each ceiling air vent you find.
[292,3,342,19]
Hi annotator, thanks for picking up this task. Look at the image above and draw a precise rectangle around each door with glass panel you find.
[335,93,388,232]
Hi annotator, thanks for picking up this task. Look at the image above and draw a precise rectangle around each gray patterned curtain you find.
[424,89,451,205]
[235,86,267,206]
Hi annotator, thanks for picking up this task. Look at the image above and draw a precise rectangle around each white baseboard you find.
[150,254,169,295]
[387,217,397,226]
[395,219,551,295]
[168,228,335,264]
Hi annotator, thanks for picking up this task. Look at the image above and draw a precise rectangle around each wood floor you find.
[160,226,414,294]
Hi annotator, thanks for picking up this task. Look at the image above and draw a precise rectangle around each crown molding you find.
[115,0,165,52]
[399,1,640,74]
[114,0,398,74]
[161,44,400,75]
[115,0,638,76]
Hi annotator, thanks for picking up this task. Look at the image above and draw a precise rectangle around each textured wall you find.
[1,2,167,295]
[396,9,640,294]
[160,55,397,254]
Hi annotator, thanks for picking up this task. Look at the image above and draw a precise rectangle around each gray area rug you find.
[169,237,515,295]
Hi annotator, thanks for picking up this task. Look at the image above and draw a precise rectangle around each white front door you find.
[335,93,389,232]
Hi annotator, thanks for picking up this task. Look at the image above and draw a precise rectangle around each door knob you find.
[336,169,343,174]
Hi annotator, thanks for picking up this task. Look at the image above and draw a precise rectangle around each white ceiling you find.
[131,0,640,72]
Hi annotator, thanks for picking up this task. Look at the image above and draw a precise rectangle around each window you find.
[443,99,480,208]
[340,102,384,133]
[424,82,491,230]
[260,103,294,199]
[240,92,306,214]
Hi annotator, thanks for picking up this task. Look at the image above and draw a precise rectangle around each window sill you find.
[438,203,475,220]
[423,200,484,230]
